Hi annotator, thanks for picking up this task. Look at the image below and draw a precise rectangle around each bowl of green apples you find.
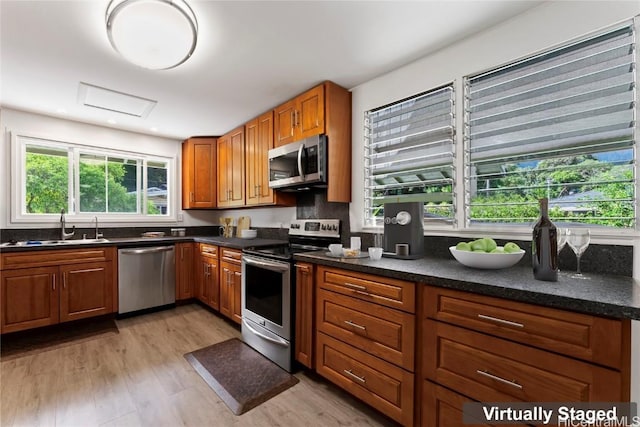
[449,238,524,269]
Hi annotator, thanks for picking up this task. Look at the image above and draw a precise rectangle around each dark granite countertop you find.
[0,236,287,252]
[294,251,640,321]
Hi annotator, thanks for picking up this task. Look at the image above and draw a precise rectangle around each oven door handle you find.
[242,319,289,347]
[243,256,289,272]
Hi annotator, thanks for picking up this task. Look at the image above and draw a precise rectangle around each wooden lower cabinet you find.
[0,247,117,334]
[59,261,113,322]
[219,248,242,324]
[421,381,528,427]
[315,266,416,425]
[197,245,219,310]
[295,262,314,368]
[316,332,414,426]
[220,260,242,324]
[176,242,195,300]
[424,319,623,402]
[1,266,59,333]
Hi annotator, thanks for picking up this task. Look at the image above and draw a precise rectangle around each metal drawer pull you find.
[344,320,366,330]
[344,282,367,291]
[478,314,524,328]
[52,276,56,291]
[476,370,523,389]
[343,369,366,384]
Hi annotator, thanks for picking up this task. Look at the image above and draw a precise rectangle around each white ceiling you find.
[0,0,543,141]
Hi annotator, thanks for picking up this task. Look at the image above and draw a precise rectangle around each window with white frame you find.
[16,134,173,220]
[464,21,636,228]
[364,85,456,227]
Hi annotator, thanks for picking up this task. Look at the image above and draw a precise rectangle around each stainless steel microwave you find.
[268,134,327,190]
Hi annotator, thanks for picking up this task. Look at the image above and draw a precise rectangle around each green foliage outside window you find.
[470,155,634,227]
[25,148,162,215]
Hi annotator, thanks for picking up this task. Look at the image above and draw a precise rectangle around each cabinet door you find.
[59,261,113,322]
[256,111,275,204]
[274,98,297,147]
[176,243,195,300]
[421,381,525,427]
[245,118,260,206]
[182,137,217,209]
[295,262,314,368]
[219,262,233,319]
[1,267,59,333]
[229,127,245,207]
[297,85,325,139]
[246,111,275,206]
[216,135,231,207]
[230,265,242,325]
[205,257,219,310]
[197,254,218,309]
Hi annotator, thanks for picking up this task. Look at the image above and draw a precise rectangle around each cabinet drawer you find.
[424,286,625,369]
[317,288,415,370]
[421,380,528,427]
[220,247,241,264]
[316,332,414,426]
[1,247,114,270]
[317,266,415,313]
[423,320,623,403]
[199,244,218,257]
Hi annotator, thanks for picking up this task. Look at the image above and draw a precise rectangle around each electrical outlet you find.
[178,213,184,222]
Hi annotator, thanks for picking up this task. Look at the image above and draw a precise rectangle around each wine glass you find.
[566,228,590,278]
[557,227,567,253]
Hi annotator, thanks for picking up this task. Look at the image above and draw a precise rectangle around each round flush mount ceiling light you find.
[106,0,198,70]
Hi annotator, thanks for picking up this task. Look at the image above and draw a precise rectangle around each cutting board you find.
[236,216,251,234]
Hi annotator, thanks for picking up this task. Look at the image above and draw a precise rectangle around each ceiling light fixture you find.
[106,0,198,70]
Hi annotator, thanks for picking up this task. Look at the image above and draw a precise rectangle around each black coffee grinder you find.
[382,202,425,259]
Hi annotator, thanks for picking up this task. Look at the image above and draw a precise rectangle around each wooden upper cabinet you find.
[217,127,245,208]
[274,98,298,147]
[245,111,295,207]
[273,82,351,202]
[182,137,217,209]
[298,85,325,139]
[274,84,324,147]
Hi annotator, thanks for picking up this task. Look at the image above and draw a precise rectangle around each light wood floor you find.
[1,304,396,427]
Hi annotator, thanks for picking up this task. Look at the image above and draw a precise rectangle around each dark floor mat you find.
[1,318,119,360]
[184,338,299,415]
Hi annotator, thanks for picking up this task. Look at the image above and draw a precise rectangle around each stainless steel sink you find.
[0,238,110,248]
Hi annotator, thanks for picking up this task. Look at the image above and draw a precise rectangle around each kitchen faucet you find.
[94,216,103,239]
[60,209,75,240]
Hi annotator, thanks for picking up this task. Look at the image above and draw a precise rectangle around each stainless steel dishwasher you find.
[118,245,176,314]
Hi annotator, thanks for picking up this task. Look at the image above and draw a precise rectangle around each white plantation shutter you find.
[364,85,455,226]
[464,21,636,227]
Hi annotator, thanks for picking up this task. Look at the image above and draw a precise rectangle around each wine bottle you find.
[532,197,558,281]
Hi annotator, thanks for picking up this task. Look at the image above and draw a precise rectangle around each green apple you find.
[482,237,497,252]
[503,242,521,253]
[470,239,486,252]
[456,242,471,251]
[490,247,505,253]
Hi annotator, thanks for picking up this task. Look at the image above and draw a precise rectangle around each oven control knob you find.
[332,225,338,231]
[321,224,326,230]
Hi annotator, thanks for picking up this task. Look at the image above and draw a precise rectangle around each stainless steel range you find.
[241,219,340,372]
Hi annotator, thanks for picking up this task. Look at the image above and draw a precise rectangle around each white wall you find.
[0,108,294,229]
[349,0,640,404]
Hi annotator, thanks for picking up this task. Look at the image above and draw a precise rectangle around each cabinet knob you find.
[52,275,56,291]
[190,192,194,202]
